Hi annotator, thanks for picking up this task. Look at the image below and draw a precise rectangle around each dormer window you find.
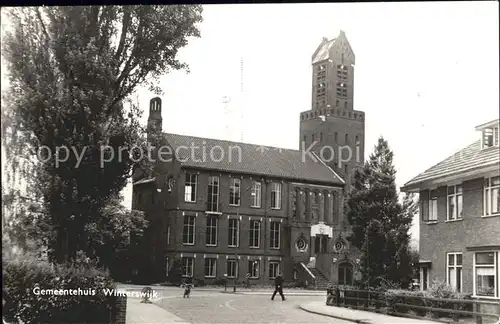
[482,127,499,149]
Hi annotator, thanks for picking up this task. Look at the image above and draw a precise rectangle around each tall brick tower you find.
[299,30,365,188]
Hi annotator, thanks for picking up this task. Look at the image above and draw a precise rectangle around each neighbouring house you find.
[401,119,500,301]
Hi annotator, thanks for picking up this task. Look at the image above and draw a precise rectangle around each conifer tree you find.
[347,137,417,288]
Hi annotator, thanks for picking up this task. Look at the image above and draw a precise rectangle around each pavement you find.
[300,301,443,324]
[123,284,456,324]
[126,297,190,324]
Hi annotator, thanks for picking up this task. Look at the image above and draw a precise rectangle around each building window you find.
[184,173,197,202]
[269,261,280,279]
[138,193,142,205]
[226,259,238,278]
[474,251,498,298]
[482,127,499,149]
[207,176,219,212]
[165,257,170,277]
[312,134,315,142]
[183,215,195,245]
[429,190,438,221]
[303,135,306,143]
[249,220,261,248]
[344,165,348,174]
[204,258,217,278]
[344,101,347,109]
[484,176,500,216]
[334,132,338,143]
[447,185,463,220]
[420,267,429,291]
[270,221,281,249]
[248,260,259,278]
[251,181,262,208]
[271,183,282,209]
[229,178,241,206]
[447,253,463,292]
[228,218,239,247]
[205,216,218,246]
[182,257,194,277]
[355,136,360,145]
[345,133,349,144]
[166,225,171,245]
[320,132,323,142]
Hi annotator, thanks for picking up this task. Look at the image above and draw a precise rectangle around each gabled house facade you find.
[401,119,500,300]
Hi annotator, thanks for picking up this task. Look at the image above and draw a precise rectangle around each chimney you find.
[147,97,163,143]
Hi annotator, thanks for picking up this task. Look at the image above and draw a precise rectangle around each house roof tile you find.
[402,140,499,190]
[154,133,345,186]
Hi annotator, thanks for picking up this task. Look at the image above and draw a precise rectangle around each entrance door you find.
[338,262,353,285]
[314,235,329,253]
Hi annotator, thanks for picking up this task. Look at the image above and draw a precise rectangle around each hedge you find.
[3,254,117,324]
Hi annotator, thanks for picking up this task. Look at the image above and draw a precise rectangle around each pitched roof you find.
[312,38,336,64]
[402,140,500,190]
[156,133,344,186]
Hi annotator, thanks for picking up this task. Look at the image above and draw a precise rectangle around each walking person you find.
[271,272,285,301]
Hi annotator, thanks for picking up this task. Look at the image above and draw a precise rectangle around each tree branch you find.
[35,7,50,42]
[114,6,131,62]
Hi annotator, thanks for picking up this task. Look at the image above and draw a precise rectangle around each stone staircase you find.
[309,268,330,291]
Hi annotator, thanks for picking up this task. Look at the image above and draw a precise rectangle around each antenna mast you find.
[240,57,244,142]
[222,96,231,140]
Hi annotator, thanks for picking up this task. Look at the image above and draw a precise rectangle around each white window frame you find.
[228,218,239,247]
[271,183,282,209]
[182,257,194,277]
[270,221,281,249]
[251,181,262,208]
[446,252,463,292]
[184,173,197,202]
[249,220,261,248]
[205,216,218,247]
[183,215,195,245]
[473,251,499,299]
[428,190,438,221]
[207,176,219,212]
[484,176,500,217]
[269,261,280,279]
[248,260,259,278]
[226,259,238,278]
[229,178,241,206]
[204,257,217,278]
[447,184,463,221]
[482,127,499,149]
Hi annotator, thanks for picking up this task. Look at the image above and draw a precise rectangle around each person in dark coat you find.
[271,272,286,301]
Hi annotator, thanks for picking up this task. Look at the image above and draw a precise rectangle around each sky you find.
[2,2,499,248]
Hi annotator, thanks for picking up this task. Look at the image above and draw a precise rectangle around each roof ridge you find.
[311,151,345,184]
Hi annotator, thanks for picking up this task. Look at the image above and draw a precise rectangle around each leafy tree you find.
[1,6,202,263]
[84,194,148,276]
[347,137,417,288]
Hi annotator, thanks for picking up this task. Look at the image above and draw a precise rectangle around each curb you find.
[299,304,372,324]
[220,291,326,296]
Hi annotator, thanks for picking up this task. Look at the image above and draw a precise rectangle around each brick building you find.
[132,30,365,286]
[401,119,500,299]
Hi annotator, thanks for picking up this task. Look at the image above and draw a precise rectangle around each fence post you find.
[452,302,459,322]
[474,301,482,324]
